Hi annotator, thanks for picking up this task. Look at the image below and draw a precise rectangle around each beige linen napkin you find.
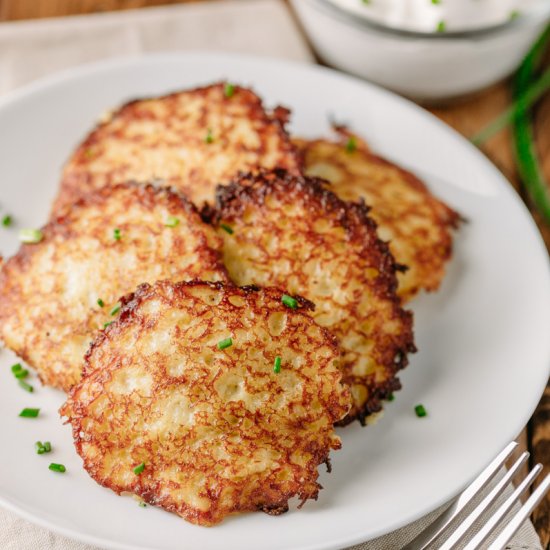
[0,1,543,548]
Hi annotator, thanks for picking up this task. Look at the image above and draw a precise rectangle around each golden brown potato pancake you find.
[295,136,460,301]
[0,182,227,391]
[209,169,415,425]
[54,83,300,214]
[60,281,350,525]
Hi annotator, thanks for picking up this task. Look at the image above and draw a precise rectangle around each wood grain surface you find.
[0,0,549,546]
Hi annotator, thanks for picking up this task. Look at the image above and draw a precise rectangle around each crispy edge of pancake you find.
[294,135,462,301]
[206,169,416,425]
[0,181,228,391]
[53,82,302,215]
[61,280,351,525]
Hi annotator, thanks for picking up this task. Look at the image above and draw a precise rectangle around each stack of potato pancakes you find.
[0,83,459,525]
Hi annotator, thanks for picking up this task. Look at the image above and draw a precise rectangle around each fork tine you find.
[487,473,550,550]
[401,442,517,550]
[462,464,543,550]
[437,451,529,550]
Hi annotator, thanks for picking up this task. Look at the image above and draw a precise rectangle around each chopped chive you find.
[165,216,180,228]
[14,368,29,379]
[103,321,113,329]
[415,404,427,418]
[273,356,282,374]
[18,380,34,393]
[281,294,298,309]
[220,223,234,235]
[35,441,45,455]
[436,20,446,32]
[2,215,12,227]
[345,136,357,153]
[97,298,105,307]
[217,337,233,350]
[509,10,520,20]
[49,463,66,473]
[11,363,23,374]
[224,83,235,98]
[19,408,40,418]
[431,0,441,4]
[110,303,121,316]
[43,441,52,452]
[113,228,121,241]
[138,501,147,508]
[133,462,145,475]
[205,128,214,144]
[388,393,395,401]
[19,228,43,244]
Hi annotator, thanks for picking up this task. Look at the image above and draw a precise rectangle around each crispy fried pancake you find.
[209,169,415,424]
[54,83,300,214]
[60,281,350,525]
[295,137,460,301]
[0,183,227,391]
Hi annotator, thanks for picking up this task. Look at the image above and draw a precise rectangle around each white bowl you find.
[291,0,550,101]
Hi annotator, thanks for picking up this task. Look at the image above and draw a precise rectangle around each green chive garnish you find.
[14,368,29,379]
[436,20,446,32]
[18,380,34,393]
[388,393,395,401]
[281,294,298,309]
[220,223,234,235]
[2,215,12,227]
[217,337,233,350]
[133,462,145,475]
[138,501,147,508]
[34,441,51,454]
[165,216,180,228]
[19,228,43,244]
[509,10,520,20]
[11,363,25,376]
[205,129,214,144]
[103,321,113,329]
[49,463,66,473]
[431,0,441,4]
[110,303,121,316]
[113,228,121,241]
[224,83,235,98]
[273,356,282,374]
[345,137,357,153]
[415,404,427,418]
[19,408,40,418]
[97,298,105,308]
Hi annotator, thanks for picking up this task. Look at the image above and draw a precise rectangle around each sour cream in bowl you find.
[291,0,550,101]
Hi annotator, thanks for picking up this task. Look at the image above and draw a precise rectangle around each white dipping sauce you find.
[328,0,548,32]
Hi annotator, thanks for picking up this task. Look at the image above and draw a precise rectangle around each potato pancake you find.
[209,169,415,425]
[295,137,460,301]
[60,281,350,525]
[0,182,227,391]
[54,83,300,214]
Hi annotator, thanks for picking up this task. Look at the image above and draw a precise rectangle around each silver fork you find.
[402,441,550,550]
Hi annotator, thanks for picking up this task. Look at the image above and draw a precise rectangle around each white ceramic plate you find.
[0,53,549,550]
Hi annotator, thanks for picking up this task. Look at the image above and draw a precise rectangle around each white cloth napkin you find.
[0,1,543,548]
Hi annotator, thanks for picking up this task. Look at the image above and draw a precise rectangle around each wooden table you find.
[1,0,549,545]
